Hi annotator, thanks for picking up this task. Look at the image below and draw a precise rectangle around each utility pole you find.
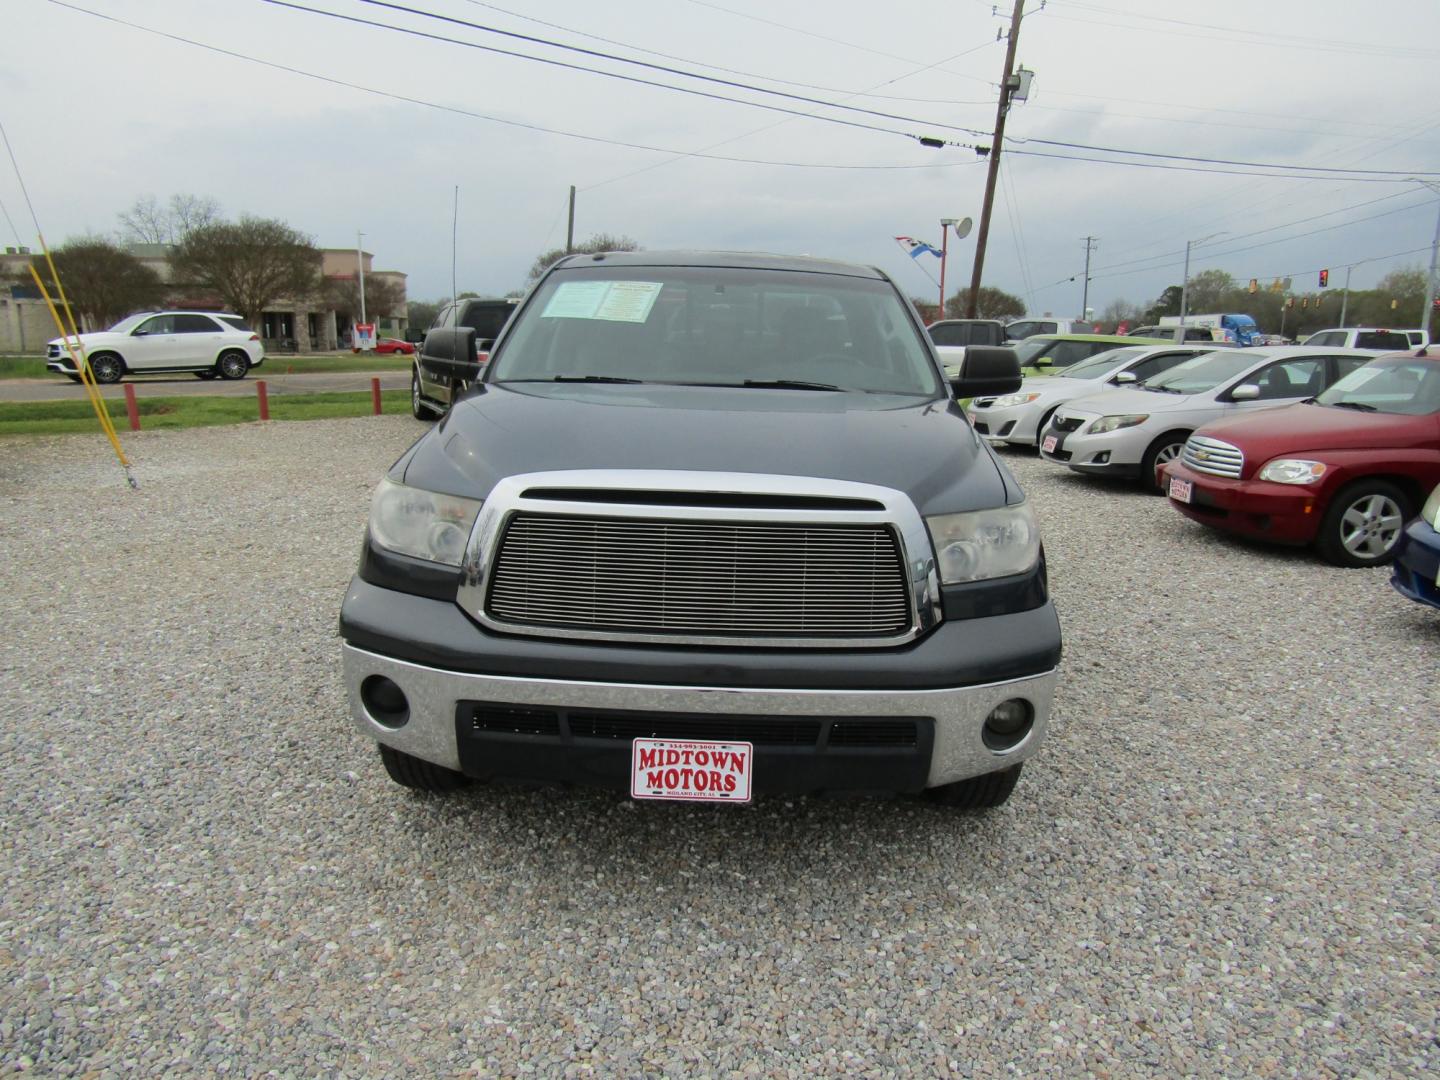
[1339,265,1353,328]
[964,0,1025,319]
[1421,189,1440,341]
[356,229,366,326]
[566,185,576,254]
[1080,236,1098,321]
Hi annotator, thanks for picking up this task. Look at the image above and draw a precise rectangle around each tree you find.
[119,193,221,245]
[407,297,446,330]
[525,233,640,283]
[1101,298,1141,325]
[909,297,941,324]
[1182,269,1237,314]
[1143,285,1184,321]
[326,274,406,324]
[171,217,321,325]
[30,238,165,328]
[946,286,1024,321]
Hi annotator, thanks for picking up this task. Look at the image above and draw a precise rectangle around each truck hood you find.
[400,383,1014,516]
[1195,402,1438,462]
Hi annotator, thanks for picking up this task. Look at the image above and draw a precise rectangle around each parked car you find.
[1005,317,1097,341]
[1038,346,1379,491]
[1391,481,1440,608]
[1125,325,1226,344]
[1160,348,1440,566]
[374,337,415,355]
[45,311,264,383]
[412,297,519,418]
[1302,328,1420,351]
[342,250,1060,808]
[1010,333,1168,376]
[967,344,1216,447]
[927,319,1007,348]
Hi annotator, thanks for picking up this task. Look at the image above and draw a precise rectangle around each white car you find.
[1037,346,1381,490]
[46,310,265,384]
[1302,327,1425,351]
[966,344,1215,447]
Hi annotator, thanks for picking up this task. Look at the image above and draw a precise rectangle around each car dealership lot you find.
[1,419,1435,1076]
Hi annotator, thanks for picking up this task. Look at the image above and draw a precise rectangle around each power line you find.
[1038,88,1410,133]
[1005,147,1423,183]
[328,0,988,136]
[1006,134,1438,178]
[458,0,995,105]
[47,1,983,171]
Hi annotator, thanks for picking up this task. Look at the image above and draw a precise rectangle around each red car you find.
[374,337,416,355]
[1160,348,1440,567]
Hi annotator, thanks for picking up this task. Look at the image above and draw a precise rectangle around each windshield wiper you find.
[1329,400,1377,412]
[739,379,844,391]
[1140,384,1185,394]
[511,374,646,384]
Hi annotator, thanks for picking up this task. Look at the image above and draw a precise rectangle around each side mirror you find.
[1030,355,1052,368]
[949,345,1021,398]
[1230,383,1260,401]
[1113,371,1137,384]
[419,326,481,382]
[132,329,149,337]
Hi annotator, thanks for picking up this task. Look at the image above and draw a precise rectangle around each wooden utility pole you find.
[566,185,576,254]
[965,0,1025,318]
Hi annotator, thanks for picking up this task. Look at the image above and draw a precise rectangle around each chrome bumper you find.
[342,643,1057,789]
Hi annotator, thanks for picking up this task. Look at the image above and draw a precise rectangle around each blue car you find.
[1391,483,1440,610]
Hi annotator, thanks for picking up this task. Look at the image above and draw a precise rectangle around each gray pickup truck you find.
[343,251,1062,809]
[411,297,519,419]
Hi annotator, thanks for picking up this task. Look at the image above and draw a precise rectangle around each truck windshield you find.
[1141,349,1254,394]
[490,265,942,396]
[1315,358,1440,415]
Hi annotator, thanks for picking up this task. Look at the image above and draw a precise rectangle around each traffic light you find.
[1301,297,1308,309]
[1318,269,1329,288]
[1248,278,1258,294]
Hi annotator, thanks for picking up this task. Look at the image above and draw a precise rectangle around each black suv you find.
[411,297,519,419]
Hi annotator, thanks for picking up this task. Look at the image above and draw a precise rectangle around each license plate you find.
[630,739,753,803]
[1169,476,1193,504]
[1041,434,1058,454]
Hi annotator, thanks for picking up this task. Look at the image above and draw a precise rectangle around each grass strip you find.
[0,390,412,437]
[0,353,412,380]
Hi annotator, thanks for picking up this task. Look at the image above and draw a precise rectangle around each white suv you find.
[1302,328,1425,351]
[46,311,265,383]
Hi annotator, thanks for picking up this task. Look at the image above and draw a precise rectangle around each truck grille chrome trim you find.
[1183,435,1244,478]
[457,470,942,648]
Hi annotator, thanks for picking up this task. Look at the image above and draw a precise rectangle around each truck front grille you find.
[1183,435,1244,479]
[485,512,910,639]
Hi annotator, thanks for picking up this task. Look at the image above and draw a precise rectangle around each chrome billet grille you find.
[1183,435,1244,478]
[486,513,910,638]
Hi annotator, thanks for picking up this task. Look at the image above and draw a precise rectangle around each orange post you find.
[371,376,382,415]
[123,383,141,431]
[256,380,270,421]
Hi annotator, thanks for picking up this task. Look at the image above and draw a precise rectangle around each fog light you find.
[361,675,410,729]
[982,698,1033,751]
[1094,451,1111,465]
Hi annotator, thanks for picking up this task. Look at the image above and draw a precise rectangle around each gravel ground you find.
[1,418,1436,1077]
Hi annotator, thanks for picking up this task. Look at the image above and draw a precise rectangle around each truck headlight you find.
[369,478,482,566]
[927,502,1040,584]
[1258,459,1327,485]
[989,391,1043,409]
[1421,484,1440,528]
[1087,414,1148,434]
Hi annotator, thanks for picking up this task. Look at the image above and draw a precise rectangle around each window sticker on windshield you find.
[541,280,663,323]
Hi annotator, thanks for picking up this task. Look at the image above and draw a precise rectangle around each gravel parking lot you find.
[2,417,1436,1076]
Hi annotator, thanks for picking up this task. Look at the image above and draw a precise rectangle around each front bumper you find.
[1390,517,1440,609]
[1037,415,1147,479]
[967,400,1046,445]
[1161,462,1321,545]
[340,577,1061,794]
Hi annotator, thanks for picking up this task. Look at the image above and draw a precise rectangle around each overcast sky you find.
[4,0,1438,315]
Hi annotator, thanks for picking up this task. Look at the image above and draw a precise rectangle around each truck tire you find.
[88,353,124,384]
[411,368,436,422]
[924,763,1022,808]
[378,744,471,792]
[1314,479,1410,568]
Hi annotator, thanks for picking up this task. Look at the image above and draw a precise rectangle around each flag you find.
[895,236,942,260]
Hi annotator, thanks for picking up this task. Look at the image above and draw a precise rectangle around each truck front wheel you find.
[378,744,471,792]
[923,763,1022,808]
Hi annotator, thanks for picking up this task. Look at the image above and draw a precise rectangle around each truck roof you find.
[549,249,888,280]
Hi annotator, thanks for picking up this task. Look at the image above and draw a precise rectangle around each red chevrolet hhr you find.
[1160,347,1440,567]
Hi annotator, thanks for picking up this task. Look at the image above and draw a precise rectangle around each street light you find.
[938,217,973,318]
[1179,231,1227,331]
